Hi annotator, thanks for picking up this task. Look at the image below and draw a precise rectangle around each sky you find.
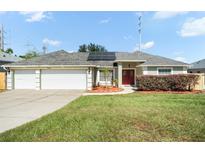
[0,11,205,63]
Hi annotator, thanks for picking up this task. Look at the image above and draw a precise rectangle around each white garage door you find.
[14,70,36,89]
[41,69,87,89]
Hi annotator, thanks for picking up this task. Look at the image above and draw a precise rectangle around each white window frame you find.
[157,67,173,75]
[99,69,113,82]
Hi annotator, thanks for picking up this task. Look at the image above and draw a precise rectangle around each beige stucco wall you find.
[194,73,205,90]
[122,62,138,68]
[136,67,143,75]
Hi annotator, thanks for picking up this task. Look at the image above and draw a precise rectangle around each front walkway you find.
[0,90,83,133]
[83,86,135,96]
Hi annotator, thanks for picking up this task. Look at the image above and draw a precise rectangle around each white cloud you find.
[134,41,155,50]
[179,17,205,37]
[175,56,186,62]
[99,18,111,24]
[153,11,188,19]
[20,12,50,22]
[141,41,155,49]
[42,38,61,46]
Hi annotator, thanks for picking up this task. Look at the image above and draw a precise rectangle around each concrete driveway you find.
[0,90,83,133]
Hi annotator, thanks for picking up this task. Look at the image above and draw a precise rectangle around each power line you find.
[42,45,47,54]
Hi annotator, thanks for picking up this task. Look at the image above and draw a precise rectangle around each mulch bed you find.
[0,90,5,93]
[89,86,123,93]
[136,90,204,94]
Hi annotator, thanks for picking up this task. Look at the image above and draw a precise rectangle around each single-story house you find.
[5,50,189,90]
[0,52,21,72]
[188,59,205,73]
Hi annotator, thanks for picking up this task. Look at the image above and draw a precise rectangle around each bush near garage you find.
[136,74,199,91]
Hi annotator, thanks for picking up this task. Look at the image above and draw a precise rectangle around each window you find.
[158,68,172,75]
[99,70,113,81]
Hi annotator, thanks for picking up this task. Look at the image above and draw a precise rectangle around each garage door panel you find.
[14,70,36,89]
[41,70,87,89]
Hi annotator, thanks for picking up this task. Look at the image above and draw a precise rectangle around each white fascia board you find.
[140,64,190,67]
[4,65,96,69]
[114,60,146,62]
[96,66,113,68]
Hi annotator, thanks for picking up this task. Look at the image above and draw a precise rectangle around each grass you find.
[0,93,205,141]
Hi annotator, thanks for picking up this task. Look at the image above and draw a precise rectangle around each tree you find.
[19,51,40,60]
[78,43,107,52]
[78,44,87,52]
[4,48,13,55]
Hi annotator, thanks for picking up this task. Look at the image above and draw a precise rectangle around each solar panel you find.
[87,52,116,61]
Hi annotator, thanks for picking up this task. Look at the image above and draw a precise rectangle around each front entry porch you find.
[117,61,144,87]
[92,61,144,88]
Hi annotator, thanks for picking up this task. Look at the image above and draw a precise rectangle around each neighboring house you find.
[188,59,205,73]
[5,50,189,90]
[0,52,21,72]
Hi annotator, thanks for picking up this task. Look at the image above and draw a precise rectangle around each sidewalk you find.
[83,86,136,96]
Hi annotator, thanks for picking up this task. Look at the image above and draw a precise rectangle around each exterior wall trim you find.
[141,64,189,67]
[35,69,41,90]
[86,69,92,90]
[5,65,96,68]
[6,70,14,90]
[115,60,146,62]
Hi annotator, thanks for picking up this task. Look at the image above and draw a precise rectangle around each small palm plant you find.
[102,67,110,89]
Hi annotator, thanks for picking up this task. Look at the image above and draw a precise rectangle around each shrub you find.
[136,74,199,91]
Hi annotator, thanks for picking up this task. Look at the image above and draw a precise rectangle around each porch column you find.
[87,68,92,90]
[7,70,14,90]
[35,69,41,90]
[118,62,122,87]
[96,69,100,86]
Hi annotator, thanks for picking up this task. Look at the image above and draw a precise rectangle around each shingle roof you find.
[9,50,91,66]
[190,59,205,69]
[8,50,188,67]
[133,51,188,66]
[0,52,21,63]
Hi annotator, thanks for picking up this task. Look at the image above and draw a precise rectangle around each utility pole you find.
[42,45,47,54]
[0,24,5,51]
[138,14,142,51]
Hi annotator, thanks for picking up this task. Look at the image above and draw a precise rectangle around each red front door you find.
[122,70,134,85]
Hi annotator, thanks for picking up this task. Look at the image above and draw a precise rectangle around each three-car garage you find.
[13,69,88,90]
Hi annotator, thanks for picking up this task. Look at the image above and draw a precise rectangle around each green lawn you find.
[0,93,205,141]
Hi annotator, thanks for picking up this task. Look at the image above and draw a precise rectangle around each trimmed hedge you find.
[136,74,199,91]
